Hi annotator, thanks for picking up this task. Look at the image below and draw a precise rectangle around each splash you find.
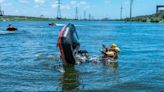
[0,30,15,35]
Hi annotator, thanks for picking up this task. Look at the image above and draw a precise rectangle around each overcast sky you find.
[0,0,164,19]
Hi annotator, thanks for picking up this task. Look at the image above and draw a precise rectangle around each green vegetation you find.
[0,16,56,21]
[0,15,98,21]
[0,14,164,23]
[0,15,90,21]
[123,14,164,23]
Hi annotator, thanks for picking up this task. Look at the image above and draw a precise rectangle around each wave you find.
[35,53,65,73]
[35,53,61,61]
[0,30,16,35]
[56,23,65,26]
[75,24,84,27]
[56,23,84,27]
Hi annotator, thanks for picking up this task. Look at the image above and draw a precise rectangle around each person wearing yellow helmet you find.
[115,47,120,52]
[111,43,120,52]
[102,43,120,59]
[112,43,120,59]
[111,43,117,48]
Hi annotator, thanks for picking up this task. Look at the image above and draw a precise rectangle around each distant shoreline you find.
[0,15,56,21]
[118,14,164,23]
[0,15,97,21]
[0,15,164,23]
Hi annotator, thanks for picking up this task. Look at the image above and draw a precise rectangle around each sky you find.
[0,0,164,19]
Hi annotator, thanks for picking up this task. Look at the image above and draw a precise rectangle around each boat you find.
[7,27,17,31]
[48,22,56,26]
[57,23,80,65]
[6,25,17,31]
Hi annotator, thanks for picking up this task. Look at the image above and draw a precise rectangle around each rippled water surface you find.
[0,21,164,91]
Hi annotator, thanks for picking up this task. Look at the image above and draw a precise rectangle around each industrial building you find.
[156,5,164,18]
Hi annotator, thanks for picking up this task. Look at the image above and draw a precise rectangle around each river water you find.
[0,21,164,91]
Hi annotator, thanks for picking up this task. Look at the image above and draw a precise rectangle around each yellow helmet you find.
[111,43,117,48]
[115,47,120,52]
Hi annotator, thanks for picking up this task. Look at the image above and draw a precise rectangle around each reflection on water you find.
[61,65,80,91]
[102,58,119,71]
[104,62,119,71]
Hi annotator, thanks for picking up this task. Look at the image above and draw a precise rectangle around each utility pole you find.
[75,6,78,20]
[57,0,61,19]
[130,0,133,19]
[0,3,3,16]
[89,13,91,20]
[120,5,123,19]
[92,16,94,20]
[83,11,86,20]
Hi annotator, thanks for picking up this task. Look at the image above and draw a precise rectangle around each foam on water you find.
[0,30,16,35]
[56,23,83,27]
[56,23,65,26]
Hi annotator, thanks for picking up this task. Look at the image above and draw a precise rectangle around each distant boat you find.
[6,25,17,31]
[48,22,56,26]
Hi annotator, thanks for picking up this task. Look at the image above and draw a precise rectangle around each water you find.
[0,21,164,91]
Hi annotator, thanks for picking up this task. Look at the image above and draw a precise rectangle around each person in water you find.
[102,43,120,59]
[8,24,14,28]
[75,44,120,64]
[75,50,89,64]
[7,24,17,31]
[49,22,56,26]
[78,50,89,58]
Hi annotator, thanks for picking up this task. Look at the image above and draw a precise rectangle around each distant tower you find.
[0,3,4,16]
[83,11,86,20]
[75,7,78,20]
[130,0,133,19]
[120,5,123,19]
[89,13,91,20]
[56,0,61,19]
[92,16,94,20]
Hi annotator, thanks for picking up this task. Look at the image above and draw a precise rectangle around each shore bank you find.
[0,15,164,23]
[0,15,56,21]
[122,14,164,23]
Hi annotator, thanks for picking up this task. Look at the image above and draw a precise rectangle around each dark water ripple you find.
[0,21,164,91]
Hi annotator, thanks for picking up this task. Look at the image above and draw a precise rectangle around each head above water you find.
[115,47,120,52]
[111,43,117,48]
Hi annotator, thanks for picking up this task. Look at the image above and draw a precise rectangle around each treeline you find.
[0,15,56,21]
[0,15,94,21]
[123,14,164,23]
[0,14,164,23]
